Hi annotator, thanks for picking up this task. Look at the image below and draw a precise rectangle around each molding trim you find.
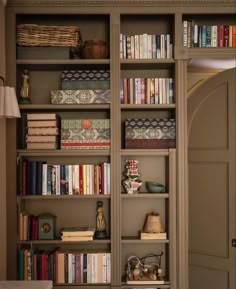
[7,0,236,7]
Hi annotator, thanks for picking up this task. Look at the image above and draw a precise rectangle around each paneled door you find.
[188,68,236,289]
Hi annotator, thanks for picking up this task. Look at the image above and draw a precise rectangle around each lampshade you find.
[0,76,21,118]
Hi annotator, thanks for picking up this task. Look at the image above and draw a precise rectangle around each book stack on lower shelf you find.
[60,226,95,242]
[26,113,61,150]
[61,119,110,149]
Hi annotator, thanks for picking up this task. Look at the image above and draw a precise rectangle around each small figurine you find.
[95,201,107,239]
[123,159,142,194]
[20,69,31,104]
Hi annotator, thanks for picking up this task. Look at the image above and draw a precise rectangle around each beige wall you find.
[0,0,7,280]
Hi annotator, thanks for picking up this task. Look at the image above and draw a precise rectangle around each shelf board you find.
[18,239,111,245]
[188,47,236,59]
[120,149,170,156]
[19,104,110,110]
[121,104,175,110]
[121,193,169,198]
[122,236,169,243]
[17,194,111,200]
[17,149,110,157]
[16,59,110,65]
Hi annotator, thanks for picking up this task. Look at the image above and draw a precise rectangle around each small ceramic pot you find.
[81,40,109,59]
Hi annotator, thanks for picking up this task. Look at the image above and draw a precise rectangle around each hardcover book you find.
[61,226,95,237]
[140,231,167,240]
[27,113,60,120]
[61,236,93,242]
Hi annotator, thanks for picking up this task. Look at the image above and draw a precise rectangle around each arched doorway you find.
[188,68,236,289]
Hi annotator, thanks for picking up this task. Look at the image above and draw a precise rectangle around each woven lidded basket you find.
[17,24,81,47]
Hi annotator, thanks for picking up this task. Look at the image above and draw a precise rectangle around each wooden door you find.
[188,68,236,289]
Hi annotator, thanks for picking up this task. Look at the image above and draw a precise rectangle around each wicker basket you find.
[17,24,82,47]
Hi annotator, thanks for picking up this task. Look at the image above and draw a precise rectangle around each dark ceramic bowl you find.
[146,181,165,193]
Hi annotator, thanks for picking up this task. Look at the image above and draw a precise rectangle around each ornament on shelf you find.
[94,200,107,239]
[19,69,31,104]
[123,159,142,194]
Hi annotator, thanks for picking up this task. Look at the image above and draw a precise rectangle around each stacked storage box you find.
[50,69,110,104]
[125,118,176,149]
[61,119,110,149]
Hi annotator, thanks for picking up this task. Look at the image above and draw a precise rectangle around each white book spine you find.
[106,253,111,283]
[42,163,48,195]
[68,253,73,284]
[72,254,76,283]
[80,253,84,282]
[68,165,73,195]
[102,253,107,283]
[72,165,79,194]
[107,163,110,194]
[55,164,60,195]
[120,33,123,59]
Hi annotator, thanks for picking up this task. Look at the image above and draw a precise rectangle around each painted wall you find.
[0,0,7,280]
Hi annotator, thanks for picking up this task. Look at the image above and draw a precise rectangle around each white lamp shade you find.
[0,86,21,118]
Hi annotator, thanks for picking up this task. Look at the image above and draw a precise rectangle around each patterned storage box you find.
[50,90,110,104]
[61,119,110,149]
[61,70,110,81]
[125,118,176,149]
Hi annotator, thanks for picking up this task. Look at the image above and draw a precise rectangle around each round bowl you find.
[81,40,109,59]
[146,181,165,193]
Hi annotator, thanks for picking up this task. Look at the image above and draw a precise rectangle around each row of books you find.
[19,212,39,241]
[183,21,236,48]
[120,33,173,59]
[120,78,174,105]
[18,248,111,284]
[17,159,111,196]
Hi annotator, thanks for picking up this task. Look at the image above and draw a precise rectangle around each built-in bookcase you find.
[5,1,235,289]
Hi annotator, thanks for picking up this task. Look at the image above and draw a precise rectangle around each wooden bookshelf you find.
[4,1,235,288]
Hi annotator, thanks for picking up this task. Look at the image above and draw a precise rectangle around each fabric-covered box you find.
[61,70,110,81]
[61,119,110,149]
[50,89,110,104]
[125,118,176,149]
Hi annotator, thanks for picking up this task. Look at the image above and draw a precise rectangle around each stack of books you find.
[61,226,95,241]
[26,113,61,149]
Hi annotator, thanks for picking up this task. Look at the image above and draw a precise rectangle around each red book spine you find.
[123,78,128,104]
[79,164,83,195]
[232,25,236,48]
[218,25,224,47]
[75,254,81,284]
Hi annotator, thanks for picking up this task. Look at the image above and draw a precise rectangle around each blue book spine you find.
[201,25,207,47]
[28,160,37,195]
[60,164,66,195]
[36,161,44,195]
